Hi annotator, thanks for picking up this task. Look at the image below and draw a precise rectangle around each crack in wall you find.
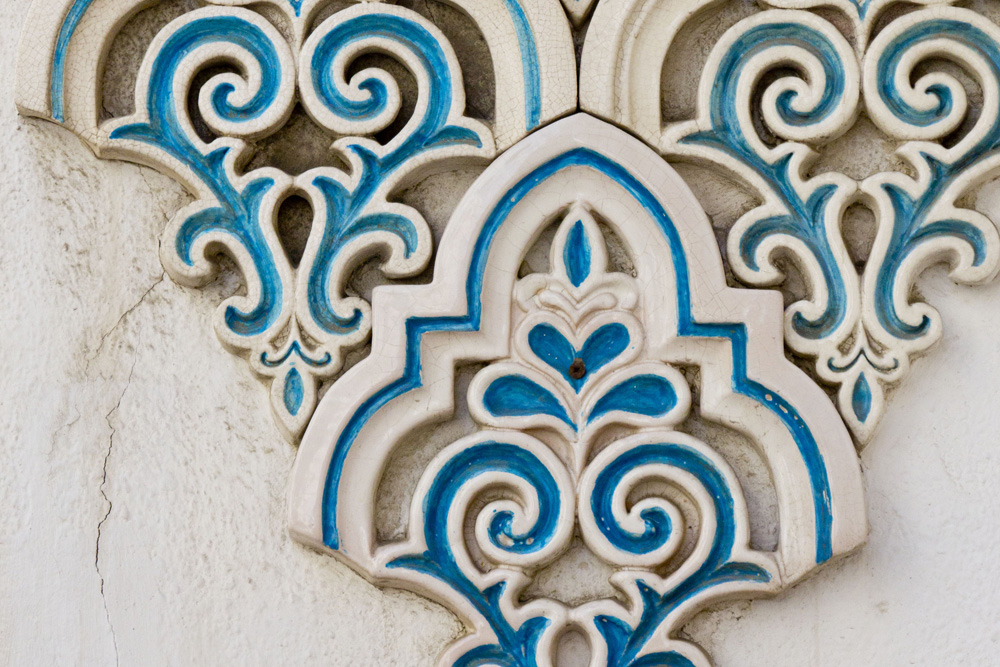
[86,273,165,372]
[96,354,136,667]
[137,166,175,221]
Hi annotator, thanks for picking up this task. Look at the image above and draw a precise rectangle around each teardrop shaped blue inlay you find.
[563,220,592,287]
[528,322,629,392]
[482,374,574,429]
[851,374,872,423]
[588,374,678,424]
[284,367,305,417]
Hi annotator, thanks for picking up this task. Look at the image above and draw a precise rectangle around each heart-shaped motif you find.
[528,322,629,392]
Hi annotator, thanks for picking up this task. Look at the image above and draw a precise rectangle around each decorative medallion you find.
[290,114,866,666]
[15,0,1000,663]
[582,1,1000,443]
[17,0,576,440]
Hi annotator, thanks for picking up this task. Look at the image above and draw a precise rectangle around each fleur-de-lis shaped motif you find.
[287,116,866,667]
[470,207,690,475]
[19,0,579,441]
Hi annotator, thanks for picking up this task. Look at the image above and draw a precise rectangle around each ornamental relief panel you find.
[14,0,1000,664]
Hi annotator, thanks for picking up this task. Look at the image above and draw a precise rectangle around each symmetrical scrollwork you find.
[469,208,690,476]
[289,115,866,667]
[17,0,576,439]
[583,1,1000,443]
[19,0,1000,662]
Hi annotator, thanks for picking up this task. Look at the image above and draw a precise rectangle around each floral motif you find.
[470,208,690,475]
[21,0,1000,661]
[653,6,1000,442]
[102,4,496,439]
[19,0,577,439]
[288,115,866,667]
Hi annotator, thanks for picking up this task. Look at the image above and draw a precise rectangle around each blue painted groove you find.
[852,0,876,19]
[502,0,542,130]
[827,349,899,374]
[260,340,332,368]
[591,443,772,667]
[110,15,286,337]
[284,367,305,416]
[682,21,851,343]
[51,0,96,122]
[851,374,872,423]
[387,441,562,667]
[873,19,996,340]
[563,219,592,286]
[305,13,482,335]
[321,147,835,565]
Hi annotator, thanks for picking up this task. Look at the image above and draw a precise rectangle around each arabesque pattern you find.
[288,115,867,667]
[17,0,576,439]
[583,0,1000,442]
[15,0,1000,663]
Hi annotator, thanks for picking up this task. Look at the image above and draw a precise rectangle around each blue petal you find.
[588,374,677,423]
[284,367,305,417]
[563,219,592,287]
[528,322,630,391]
[852,374,872,423]
[527,323,575,377]
[482,375,574,428]
[580,323,630,377]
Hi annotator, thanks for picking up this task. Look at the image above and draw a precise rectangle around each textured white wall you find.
[4,2,1000,665]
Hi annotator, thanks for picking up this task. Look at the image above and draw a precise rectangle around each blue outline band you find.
[503,0,542,130]
[320,147,834,563]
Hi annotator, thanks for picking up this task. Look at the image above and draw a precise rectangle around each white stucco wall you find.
[3,2,1000,665]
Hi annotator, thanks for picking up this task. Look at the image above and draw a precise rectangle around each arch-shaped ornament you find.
[289,114,867,667]
[16,0,578,440]
[581,1,1000,443]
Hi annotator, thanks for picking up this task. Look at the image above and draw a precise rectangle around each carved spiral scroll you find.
[106,8,297,340]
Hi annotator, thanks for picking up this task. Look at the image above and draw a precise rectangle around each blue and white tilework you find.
[288,114,866,667]
[15,0,1000,663]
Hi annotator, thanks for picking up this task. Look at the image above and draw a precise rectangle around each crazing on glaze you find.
[582,0,1000,442]
[13,0,1000,664]
[288,115,866,667]
[17,0,577,440]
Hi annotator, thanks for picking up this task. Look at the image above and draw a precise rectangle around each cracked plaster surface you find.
[5,1,1000,666]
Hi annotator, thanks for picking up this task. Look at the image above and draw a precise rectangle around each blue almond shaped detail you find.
[284,367,305,417]
[482,374,574,429]
[563,219,592,287]
[851,374,872,423]
[588,374,677,424]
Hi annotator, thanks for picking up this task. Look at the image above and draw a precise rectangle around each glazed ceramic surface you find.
[15,0,1000,664]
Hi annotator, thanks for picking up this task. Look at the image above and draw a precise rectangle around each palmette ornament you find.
[18,0,1000,663]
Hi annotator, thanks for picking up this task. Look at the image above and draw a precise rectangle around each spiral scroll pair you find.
[387,431,771,667]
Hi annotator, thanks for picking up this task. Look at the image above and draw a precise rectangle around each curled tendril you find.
[871,20,986,139]
[681,14,858,342]
[110,11,295,338]
[581,441,772,667]
[866,14,1000,340]
[704,19,854,146]
[133,13,291,145]
[389,439,572,667]
[584,443,734,568]
[302,10,478,147]
[423,441,568,567]
[298,7,485,337]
